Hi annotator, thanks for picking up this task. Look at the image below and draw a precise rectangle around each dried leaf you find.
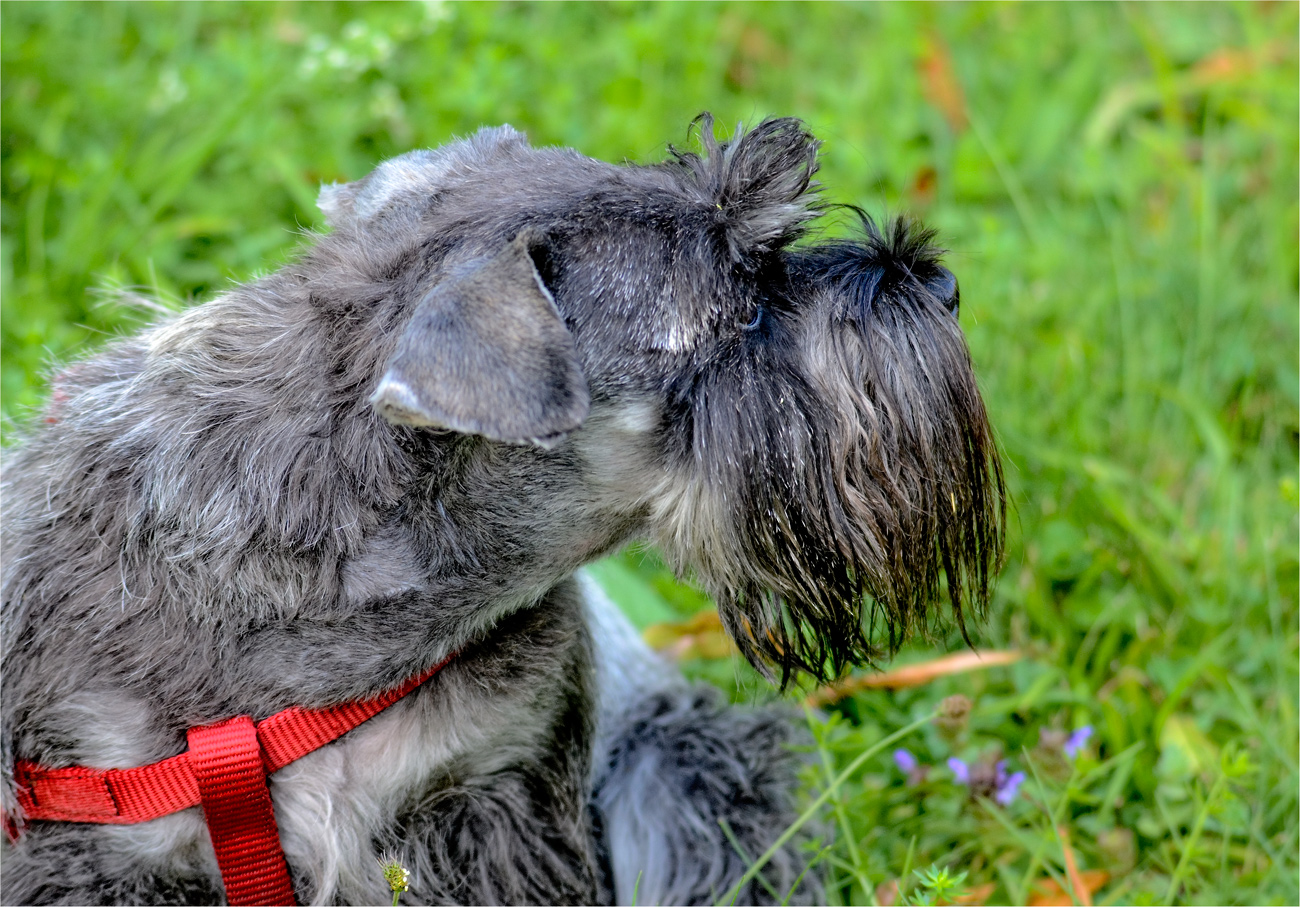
[918,34,968,133]
[806,650,1023,707]
[911,165,938,205]
[1192,41,1288,83]
[1057,825,1093,907]
[1027,869,1110,906]
[954,881,997,905]
[644,609,738,661]
[1086,40,1291,145]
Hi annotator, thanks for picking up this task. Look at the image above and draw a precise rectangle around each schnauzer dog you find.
[1,116,1004,905]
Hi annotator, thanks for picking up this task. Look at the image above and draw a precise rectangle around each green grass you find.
[3,3,1296,904]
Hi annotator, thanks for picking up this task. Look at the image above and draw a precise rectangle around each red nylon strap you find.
[257,658,449,772]
[11,656,452,904]
[13,752,199,824]
[188,716,296,906]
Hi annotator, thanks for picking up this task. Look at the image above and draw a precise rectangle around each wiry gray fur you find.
[2,115,1003,905]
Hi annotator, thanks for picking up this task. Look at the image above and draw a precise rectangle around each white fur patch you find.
[273,669,552,905]
[354,152,457,220]
[612,400,659,435]
[647,473,743,590]
[144,305,222,358]
[370,375,436,427]
[317,125,530,228]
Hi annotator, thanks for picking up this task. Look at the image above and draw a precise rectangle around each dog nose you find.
[929,267,960,318]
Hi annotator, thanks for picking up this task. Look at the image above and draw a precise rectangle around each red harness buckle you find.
[10,657,453,905]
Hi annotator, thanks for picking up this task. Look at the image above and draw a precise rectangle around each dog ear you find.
[371,231,590,449]
[673,114,821,259]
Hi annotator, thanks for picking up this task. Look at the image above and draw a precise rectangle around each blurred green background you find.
[2,3,1296,904]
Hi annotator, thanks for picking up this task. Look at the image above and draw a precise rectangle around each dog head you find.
[323,115,1004,685]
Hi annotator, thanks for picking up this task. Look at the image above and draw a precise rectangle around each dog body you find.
[2,119,1002,904]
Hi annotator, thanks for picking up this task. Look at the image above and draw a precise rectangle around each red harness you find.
[9,657,452,906]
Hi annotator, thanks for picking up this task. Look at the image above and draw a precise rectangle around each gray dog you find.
[1,116,1004,906]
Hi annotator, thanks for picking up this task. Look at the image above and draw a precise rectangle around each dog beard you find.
[655,215,1005,687]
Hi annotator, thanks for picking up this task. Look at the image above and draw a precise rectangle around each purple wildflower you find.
[895,748,930,785]
[994,761,1026,805]
[950,756,1024,804]
[1063,726,1093,759]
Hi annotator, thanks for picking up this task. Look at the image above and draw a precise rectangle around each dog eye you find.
[741,306,764,332]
